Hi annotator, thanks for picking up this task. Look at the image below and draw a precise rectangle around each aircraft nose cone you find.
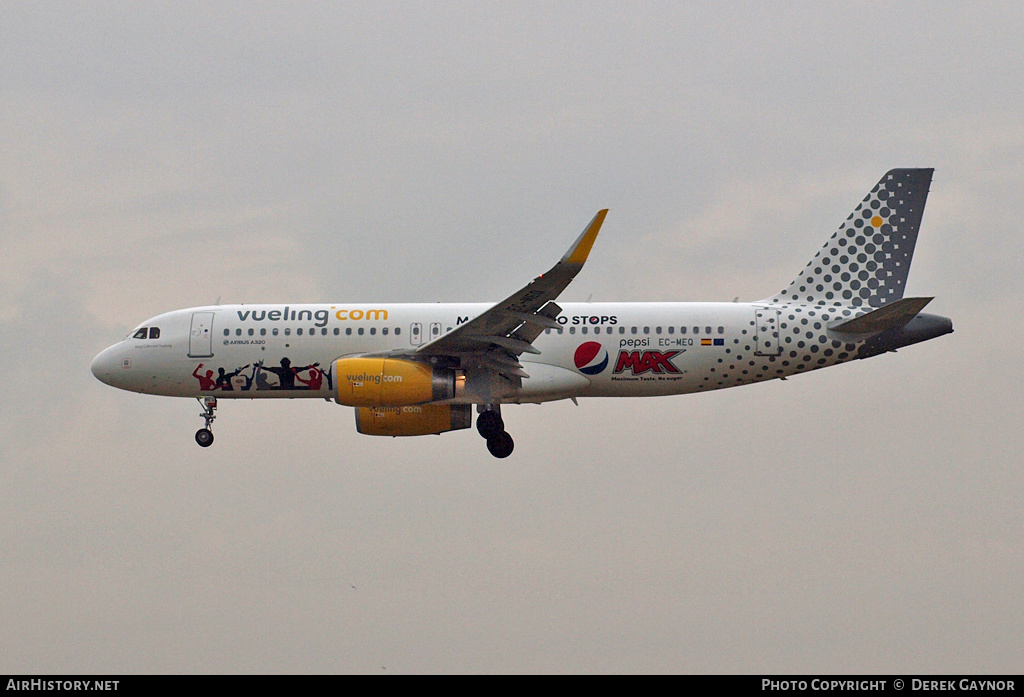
[91,345,119,386]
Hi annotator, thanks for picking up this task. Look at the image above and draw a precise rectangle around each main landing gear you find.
[195,396,217,447]
[477,406,514,459]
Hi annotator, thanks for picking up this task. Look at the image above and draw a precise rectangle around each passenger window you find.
[297,328,303,336]
[284,328,291,336]
[260,328,266,336]
[705,326,712,334]
[631,326,637,335]
[272,328,279,336]
[248,328,254,336]
[223,329,229,337]
[643,326,650,334]
[382,328,389,335]
[370,327,376,335]
[358,328,364,336]
[395,327,401,335]
[581,327,588,334]
[668,326,675,334]
[236,328,242,336]
[133,328,148,339]
[681,327,687,334]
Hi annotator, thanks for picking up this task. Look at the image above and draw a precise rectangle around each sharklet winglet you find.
[561,209,608,265]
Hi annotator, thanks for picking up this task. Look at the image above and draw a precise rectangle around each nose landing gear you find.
[195,396,217,447]
[477,406,514,458]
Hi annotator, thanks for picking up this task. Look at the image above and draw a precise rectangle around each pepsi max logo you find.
[574,342,609,375]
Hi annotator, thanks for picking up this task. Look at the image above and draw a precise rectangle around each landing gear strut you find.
[195,396,217,447]
[477,406,514,458]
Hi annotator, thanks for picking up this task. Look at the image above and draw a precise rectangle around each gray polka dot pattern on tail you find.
[687,169,939,393]
[766,169,933,309]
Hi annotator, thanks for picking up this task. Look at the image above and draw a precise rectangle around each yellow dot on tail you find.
[870,216,883,227]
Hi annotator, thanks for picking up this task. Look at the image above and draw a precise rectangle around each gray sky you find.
[1,1,1021,673]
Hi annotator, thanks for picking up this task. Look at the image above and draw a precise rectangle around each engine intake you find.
[355,404,472,436]
[335,357,455,407]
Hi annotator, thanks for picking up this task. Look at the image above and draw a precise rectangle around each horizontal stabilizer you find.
[829,297,933,335]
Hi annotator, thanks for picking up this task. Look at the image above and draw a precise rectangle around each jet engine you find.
[334,357,455,407]
[355,404,473,436]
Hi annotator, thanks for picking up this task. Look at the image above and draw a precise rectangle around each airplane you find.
[92,168,952,458]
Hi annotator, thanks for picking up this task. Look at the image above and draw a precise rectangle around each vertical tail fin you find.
[765,169,933,308]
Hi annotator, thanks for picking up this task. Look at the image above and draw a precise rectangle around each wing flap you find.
[470,335,542,355]
[510,302,562,347]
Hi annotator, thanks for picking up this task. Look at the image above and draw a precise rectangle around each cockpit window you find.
[130,327,161,340]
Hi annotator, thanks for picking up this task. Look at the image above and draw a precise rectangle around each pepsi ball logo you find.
[574,341,608,375]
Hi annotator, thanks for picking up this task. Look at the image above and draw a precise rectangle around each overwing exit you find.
[92,169,952,458]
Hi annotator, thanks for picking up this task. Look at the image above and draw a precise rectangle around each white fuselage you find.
[91,300,870,403]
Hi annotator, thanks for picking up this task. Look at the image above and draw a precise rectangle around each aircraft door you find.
[410,322,423,345]
[188,311,215,358]
[754,308,782,356]
[429,322,442,341]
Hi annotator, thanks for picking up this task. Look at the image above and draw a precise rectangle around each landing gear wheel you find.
[476,410,504,439]
[195,428,214,447]
[486,431,514,459]
[195,396,218,447]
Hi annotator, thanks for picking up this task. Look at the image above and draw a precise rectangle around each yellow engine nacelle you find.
[355,404,473,436]
[335,357,455,407]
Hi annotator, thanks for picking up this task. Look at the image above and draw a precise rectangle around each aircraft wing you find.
[415,210,607,373]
